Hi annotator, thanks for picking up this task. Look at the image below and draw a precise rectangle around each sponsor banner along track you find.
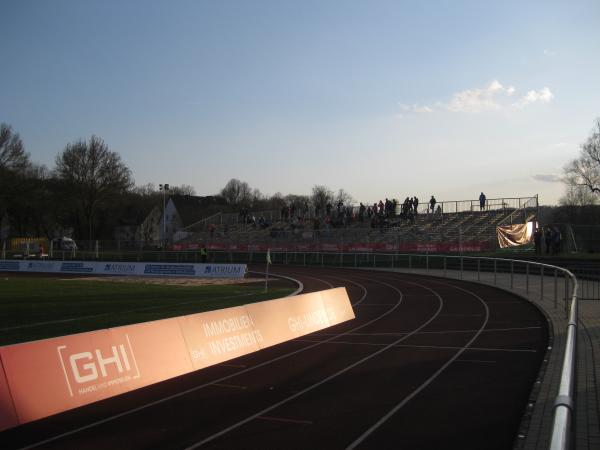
[0,287,353,430]
[0,261,247,278]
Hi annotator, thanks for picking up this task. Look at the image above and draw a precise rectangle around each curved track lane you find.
[0,266,548,450]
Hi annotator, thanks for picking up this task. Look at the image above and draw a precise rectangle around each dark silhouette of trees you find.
[54,136,133,241]
[0,123,30,172]
[311,185,334,214]
[220,178,256,208]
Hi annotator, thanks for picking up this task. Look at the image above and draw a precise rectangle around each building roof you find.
[170,195,227,226]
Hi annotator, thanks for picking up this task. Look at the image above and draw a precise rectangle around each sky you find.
[1,0,599,206]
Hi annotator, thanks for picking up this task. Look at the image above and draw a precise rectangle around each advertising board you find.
[0,261,247,278]
[0,287,353,430]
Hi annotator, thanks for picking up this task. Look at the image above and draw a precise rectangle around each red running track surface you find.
[0,266,548,450]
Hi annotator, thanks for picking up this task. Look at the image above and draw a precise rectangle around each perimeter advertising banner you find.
[0,261,246,278]
[0,287,353,430]
[173,241,492,253]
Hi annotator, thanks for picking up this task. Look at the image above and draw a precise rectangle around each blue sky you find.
[1,0,599,205]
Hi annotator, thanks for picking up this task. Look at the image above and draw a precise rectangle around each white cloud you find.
[443,80,515,113]
[552,142,568,148]
[513,87,554,108]
[488,80,503,92]
[543,49,557,56]
[533,174,562,183]
[399,80,554,115]
[399,103,433,113]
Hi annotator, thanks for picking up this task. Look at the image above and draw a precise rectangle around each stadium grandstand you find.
[170,195,540,254]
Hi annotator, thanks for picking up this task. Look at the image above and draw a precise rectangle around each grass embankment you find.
[0,276,294,346]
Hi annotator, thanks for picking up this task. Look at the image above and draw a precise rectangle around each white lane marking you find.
[247,271,303,297]
[21,273,391,449]
[184,280,443,449]
[296,274,336,289]
[295,339,537,353]
[455,359,497,364]
[313,326,542,336]
[219,363,247,369]
[354,303,397,307]
[257,416,313,425]
[323,275,369,307]
[439,314,483,317]
[346,278,491,449]
[484,301,523,304]
[212,383,247,390]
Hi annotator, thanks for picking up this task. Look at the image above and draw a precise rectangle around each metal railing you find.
[497,195,539,227]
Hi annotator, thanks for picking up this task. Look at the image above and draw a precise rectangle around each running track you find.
[0,266,548,449]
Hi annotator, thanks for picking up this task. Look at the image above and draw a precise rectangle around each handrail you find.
[497,196,539,227]
[180,211,223,231]
[550,268,578,450]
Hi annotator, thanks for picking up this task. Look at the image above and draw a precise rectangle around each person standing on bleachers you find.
[429,195,436,214]
[479,192,486,211]
[544,226,553,254]
[533,226,543,254]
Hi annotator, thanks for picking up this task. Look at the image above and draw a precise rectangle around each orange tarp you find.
[497,222,535,248]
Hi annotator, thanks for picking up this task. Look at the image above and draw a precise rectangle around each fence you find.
[569,224,600,253]
[174,196,538,230]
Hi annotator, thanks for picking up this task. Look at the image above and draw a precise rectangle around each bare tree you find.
[311,185,334,211]
[251,188,263,203]
[335,188,355,206]
[0,123,30,172]
[220,178,253,207]
[171,184,196,196]
[564,118,600,197]
[55,136,133,240]
[559,184,599,206]
[132,183,158,196]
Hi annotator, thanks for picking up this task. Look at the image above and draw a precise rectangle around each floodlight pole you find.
[159,183,170,249]
[264,260,269,293]
[265,249,271,293]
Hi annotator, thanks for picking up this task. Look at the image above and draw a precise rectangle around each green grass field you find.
[0,276,295,346]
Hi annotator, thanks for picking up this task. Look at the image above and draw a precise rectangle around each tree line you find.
[0,124,354,241]
[2,118,599,241]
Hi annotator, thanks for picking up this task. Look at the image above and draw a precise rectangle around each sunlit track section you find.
[14,273,399,449]
[183,275,462,449]
[184,279,433,449]
[318,274,370,307]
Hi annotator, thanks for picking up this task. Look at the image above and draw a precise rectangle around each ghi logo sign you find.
[57,335,141,397]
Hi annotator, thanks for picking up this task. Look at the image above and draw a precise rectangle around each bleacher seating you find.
[177,208,519,249]
[172,196,539,251]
